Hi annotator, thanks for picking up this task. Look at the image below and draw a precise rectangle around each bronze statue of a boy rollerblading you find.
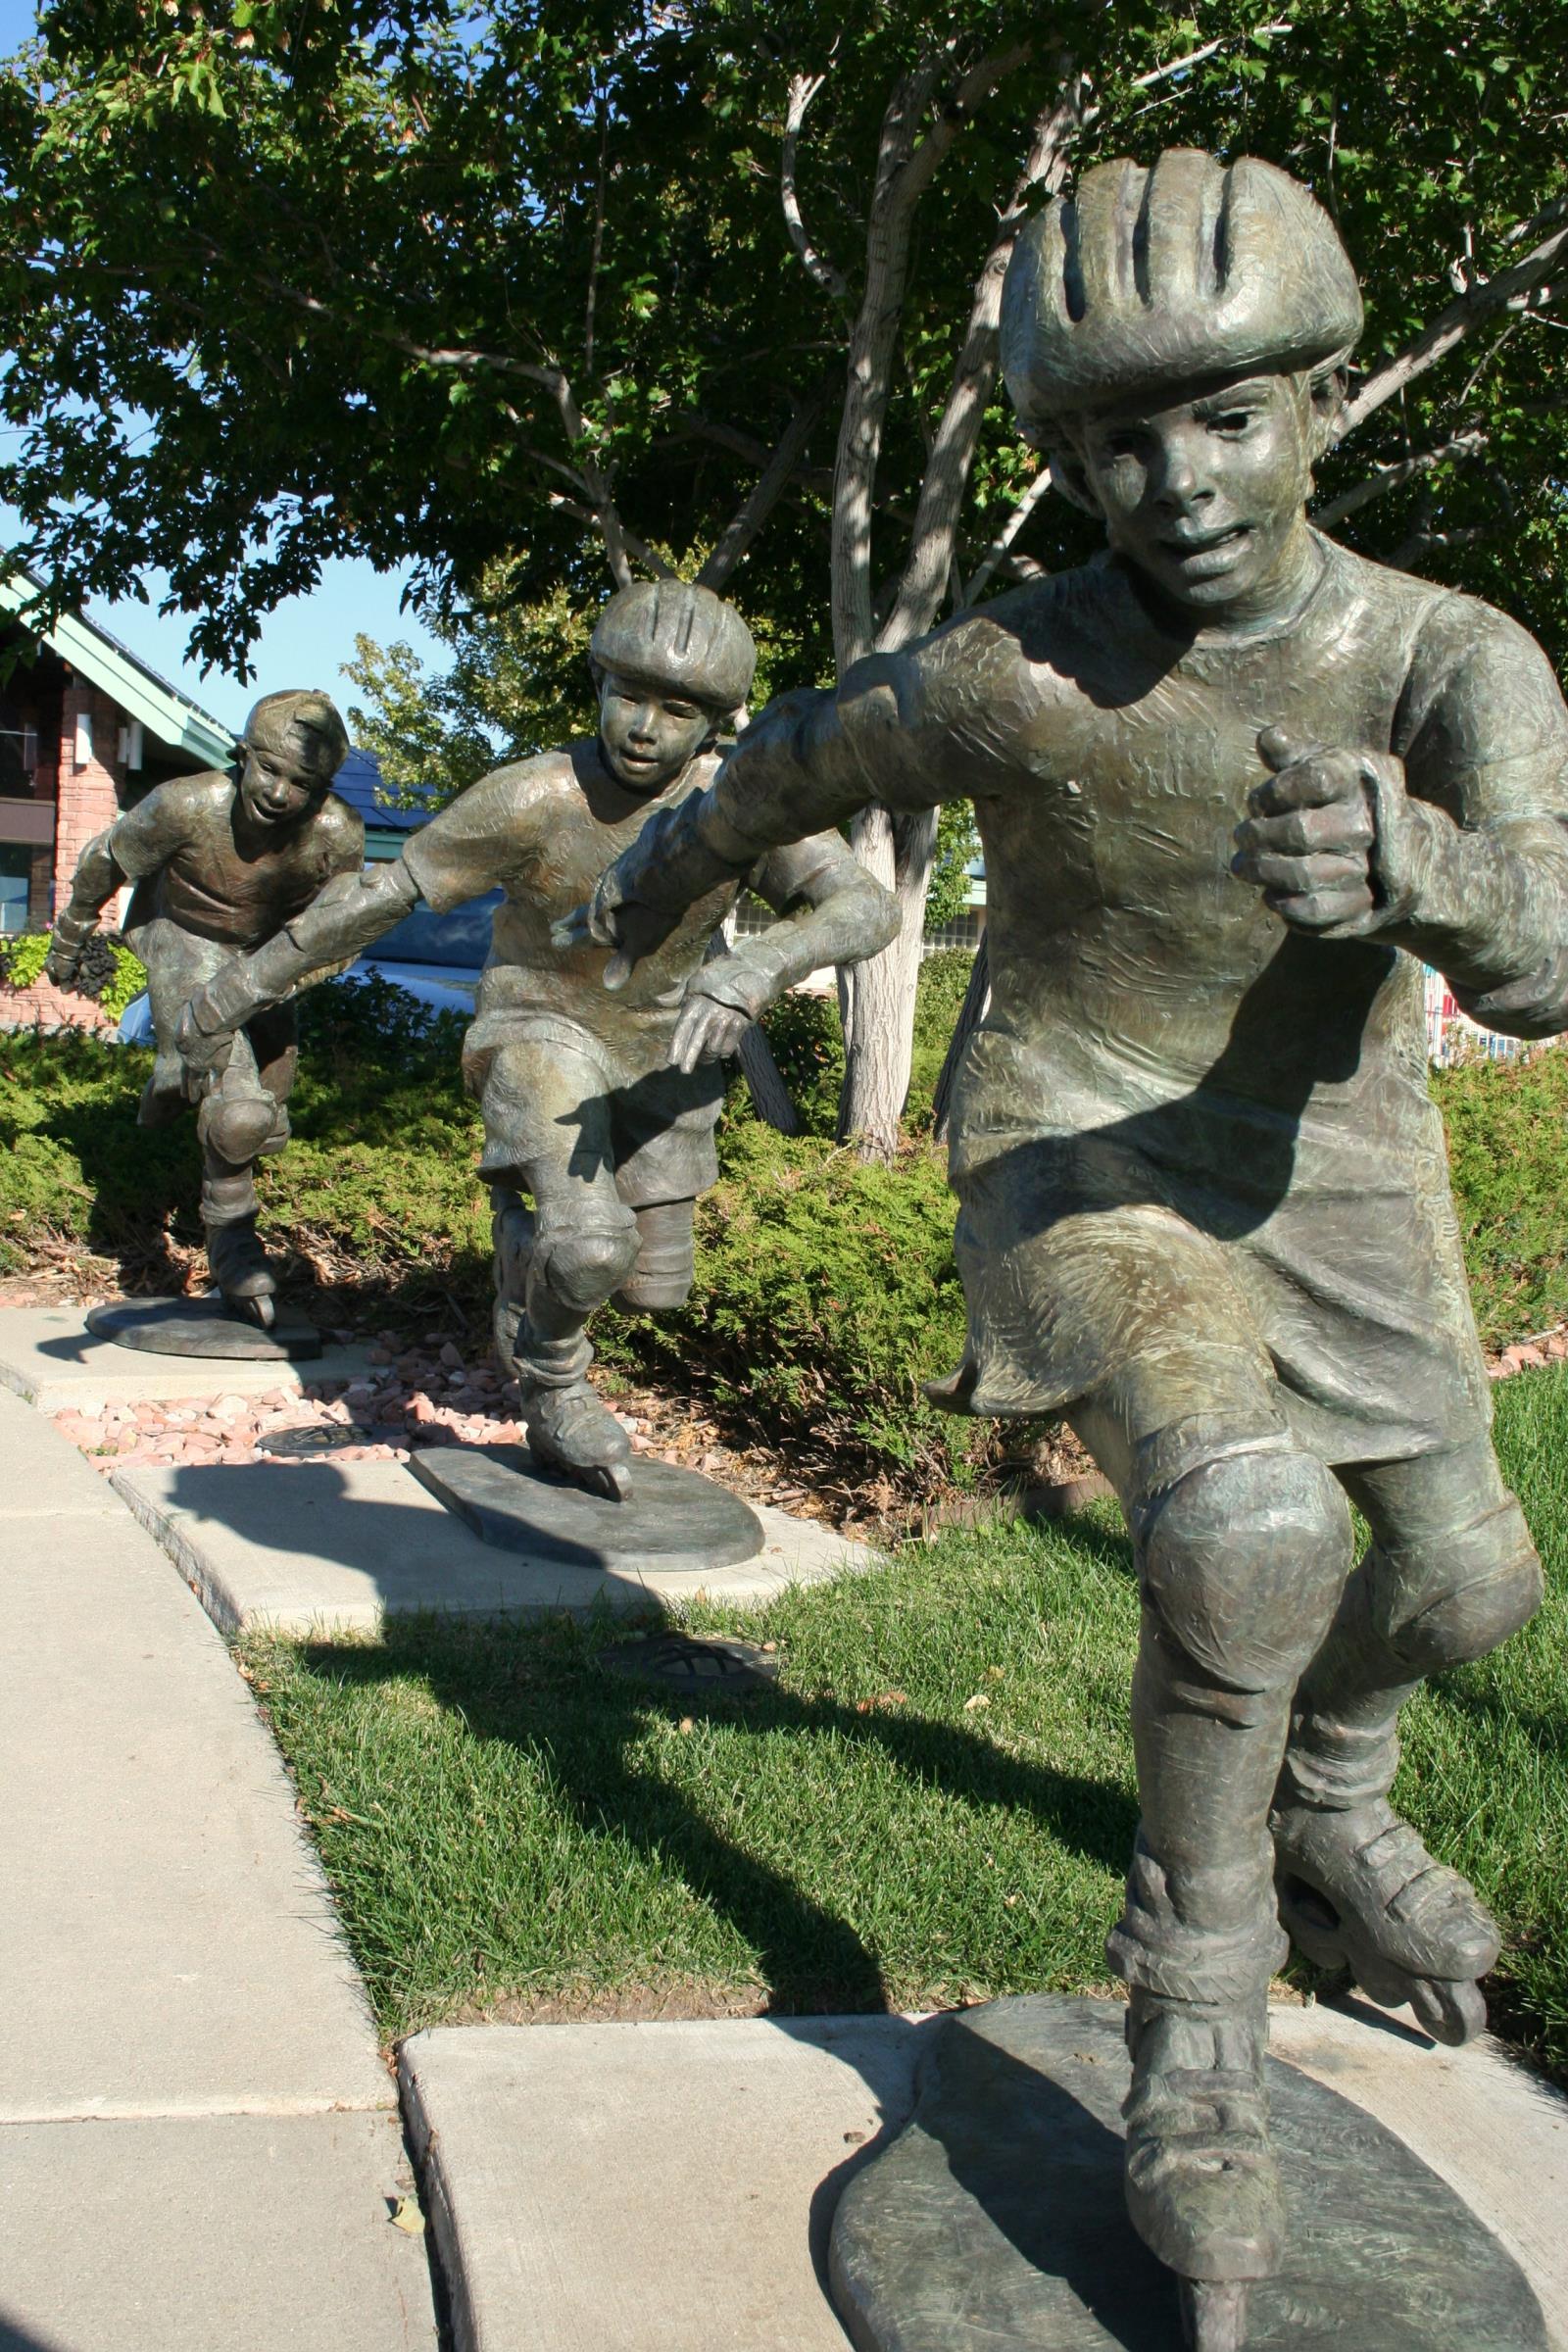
[46,690,361,1328]
[176,581,897,1497]
[567,151,1567,2343]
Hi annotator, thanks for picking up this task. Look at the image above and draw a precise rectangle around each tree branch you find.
[1129,23,1292,90]
[781,71,850,305]
[831,40,1033,669]
[697,384,832,590]
[880,68,1090,652]
[1313,427,1489,526]
[1346,209,1568,429]
[584,90,609,380]
[962,466,1054,603]
[544,493,675,581]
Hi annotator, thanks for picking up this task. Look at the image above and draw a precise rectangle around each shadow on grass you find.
[291,1607,1140,2017]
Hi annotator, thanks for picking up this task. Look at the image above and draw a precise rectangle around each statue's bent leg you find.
[479,1036,640,1498]
[612,1198,697,1312]
[195,1019,293,1326]
[1078,1349,1351,2312]
[134,919,220,1127]
[1273,1438,1541,2042]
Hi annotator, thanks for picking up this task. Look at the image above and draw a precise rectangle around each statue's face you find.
[597,669,714,793]
[1074,371,1319,623]
[237,745,323,828]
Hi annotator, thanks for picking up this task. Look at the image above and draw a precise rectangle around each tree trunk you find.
[836,803,937,1153]
[738,1022,802,1135]
[932,933,990,1141]
[818,60,1087,1157]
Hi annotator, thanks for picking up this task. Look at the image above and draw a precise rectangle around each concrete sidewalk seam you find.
[1,2091,397,2125]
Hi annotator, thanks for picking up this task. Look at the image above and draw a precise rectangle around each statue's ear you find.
[1047,443,1103,518]
[1307,364,1349,461]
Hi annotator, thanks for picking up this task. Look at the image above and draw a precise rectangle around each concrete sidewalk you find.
[0,1386,435,2350]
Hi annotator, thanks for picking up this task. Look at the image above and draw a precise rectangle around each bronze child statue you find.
[46,691,361,1326]
[565,153,1568,2345]
[176,581,897,1496]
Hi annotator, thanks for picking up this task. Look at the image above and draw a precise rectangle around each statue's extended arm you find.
[176,859,420,1078]
[667,834,901,1073]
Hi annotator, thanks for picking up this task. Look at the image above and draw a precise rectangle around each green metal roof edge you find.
[0,573,236,770]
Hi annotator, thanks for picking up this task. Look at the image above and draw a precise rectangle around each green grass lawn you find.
[240,1367,1568,2077]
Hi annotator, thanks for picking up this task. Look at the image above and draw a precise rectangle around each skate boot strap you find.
[1308,1815,1484,1930]
[1125,2067,1270,2142]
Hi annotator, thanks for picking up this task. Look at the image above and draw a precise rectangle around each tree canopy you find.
[4,0,1567,1145]
[2,0,1566,674]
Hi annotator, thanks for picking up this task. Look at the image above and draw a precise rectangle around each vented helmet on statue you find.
[1002,150,1364,435]
[589,582,757,718]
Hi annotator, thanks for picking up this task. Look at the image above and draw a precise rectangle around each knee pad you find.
[198,1089,287,1165]
[1369,1499,1543,1673]
[614,1199,696,1312]
[530,1219,641,1316]
[1135,1442,1351,1693]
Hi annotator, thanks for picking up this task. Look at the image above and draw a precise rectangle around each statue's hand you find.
[670,954,771,1074]
[174,987,238,1093]
[1232,727,1410,936]
[42,914,94,990]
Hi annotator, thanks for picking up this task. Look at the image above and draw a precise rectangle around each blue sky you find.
[0,0,447,737]
[69,555,445,740]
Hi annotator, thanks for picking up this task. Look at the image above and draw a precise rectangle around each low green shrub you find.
[1433,1045,1568,1349]
[6,967,1568,1493]
[751,987,843,1138]
[747,946,977,1142]
[608,1118,975,1481]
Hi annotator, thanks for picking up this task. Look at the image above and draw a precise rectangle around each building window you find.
[0,699,36,797]
[0,844,31,933]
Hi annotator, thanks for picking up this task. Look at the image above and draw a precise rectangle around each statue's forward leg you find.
[1078,1356,1351,2348]
[1274,1439,1541,2044]
[491,1181,640,1498]
[479,1032,653,1499]
[197,1015,293,1328]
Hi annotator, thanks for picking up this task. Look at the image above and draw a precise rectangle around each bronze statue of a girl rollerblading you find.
[568,150,1566,2344]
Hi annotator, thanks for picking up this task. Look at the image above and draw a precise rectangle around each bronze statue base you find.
[409,1442,765,1575]
[85,1296,322,1361]
[830,1995,1546,2352]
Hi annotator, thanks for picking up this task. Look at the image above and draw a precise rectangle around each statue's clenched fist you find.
[1232,726,1413,937]
[42,911,95,990]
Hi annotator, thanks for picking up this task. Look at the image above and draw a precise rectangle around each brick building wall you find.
[53,680,125,918]
[0,975,114,1033]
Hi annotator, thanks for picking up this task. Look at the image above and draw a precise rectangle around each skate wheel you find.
[1180,2278,1249,2352]
[242,1294,276,1332]
[1409,1975,1487,2047]
[595,1459,634,1503]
